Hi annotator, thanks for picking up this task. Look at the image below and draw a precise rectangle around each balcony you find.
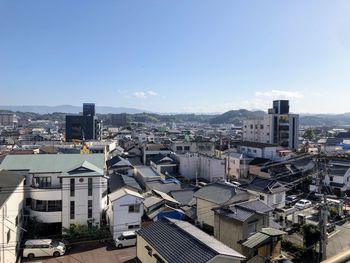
[29,209,62,223]
[30,187,62,200]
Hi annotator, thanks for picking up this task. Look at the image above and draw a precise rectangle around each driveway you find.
[21,242,137,263]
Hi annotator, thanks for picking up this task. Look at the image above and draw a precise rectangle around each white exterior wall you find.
[62,176,107,230]
[178,155,225,182]
[0,180,24,263]
[178,154,200,180]
[247,190,285,209]
[199,157,226,182]
[108,195,143,240]
[242,116,272,144]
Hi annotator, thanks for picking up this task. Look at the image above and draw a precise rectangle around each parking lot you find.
[21,242,137,263]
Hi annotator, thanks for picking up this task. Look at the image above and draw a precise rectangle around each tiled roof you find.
[137,218,245,263]
[109,173,142,193]
[236,199,273,213]
[193,182,247,204]
[242,177,286,194]
[170,189,195,206]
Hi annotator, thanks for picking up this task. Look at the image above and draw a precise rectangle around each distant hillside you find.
[209,109,266,125]
[0,105,145,114]
[300,113,350,127]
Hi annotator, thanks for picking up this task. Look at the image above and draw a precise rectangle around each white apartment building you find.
[178,154,226,182]
[243,100,299,150]
[106,187,144,240]
[0,170,25,263]
[0,154,108,235]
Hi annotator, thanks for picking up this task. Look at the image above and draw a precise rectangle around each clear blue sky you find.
[1,0,350,113]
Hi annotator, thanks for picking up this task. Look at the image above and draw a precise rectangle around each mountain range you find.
[1,105,350,127]
[0,105,144,114]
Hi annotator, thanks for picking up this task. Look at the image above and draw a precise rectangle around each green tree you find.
[303,128,316,141]
[302,224,321,249]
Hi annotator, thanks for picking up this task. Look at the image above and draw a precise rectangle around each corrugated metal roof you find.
[242,232,270,249]
[137,218,245,263]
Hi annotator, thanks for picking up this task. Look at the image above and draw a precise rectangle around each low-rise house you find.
[142,143,172,165]
[221,151,252,180]
[107,155,133,175]
[107,187,144,239]
[136,217,245,263]
[108,173,142,193]
[241,227,286,263]
[324,160,350,196]
[193,182,250,231]
[242,177,287,209]
[213,199,273,255]
[134,166,181,193]
[0,170,25,263]
[149,153,178,176]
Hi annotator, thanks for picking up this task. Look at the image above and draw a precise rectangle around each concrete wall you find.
[214,213,269,256]
[62,176,107,230]
[178,154,225,182]
[0,180,24,263]
[109,194,143,239]
[196,198,218,228]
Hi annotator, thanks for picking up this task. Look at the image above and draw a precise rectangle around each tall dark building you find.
[269,100,289,114]
[65,103,102,142]
[110,113,127,127]
[83,103,95,116]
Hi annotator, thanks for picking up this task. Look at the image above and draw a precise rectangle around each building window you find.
[88,222,92,228]
[35,177,51,188]
[15,216,18,227]
[7,230,10,244]
[70,201,75,220]
[128,204,141,213]
[145,246,152,257]
[260,125,264,129]
[88,200,93,218]
[259,195,265,201]
[330,177,333,182]
[247,222,258,236]
[26,198,32,206]
[184,146,190,151]
[88,178,93,196]
[70,178,75,197]
[128,224,140,230]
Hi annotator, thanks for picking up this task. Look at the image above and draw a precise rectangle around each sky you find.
[1,0,350,114]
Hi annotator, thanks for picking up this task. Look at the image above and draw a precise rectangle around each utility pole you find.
[226,142,230,182]
[316,153,328,262]
[319,194,328,261]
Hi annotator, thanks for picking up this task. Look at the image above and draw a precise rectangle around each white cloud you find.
[133,91,147,99]
[255,89,304,99]
[147,90,157,96]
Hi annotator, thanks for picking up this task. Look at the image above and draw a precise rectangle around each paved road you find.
[327,223,350,259]
[21,242,137,263]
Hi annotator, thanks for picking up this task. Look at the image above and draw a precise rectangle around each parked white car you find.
[295,199,312,210]
[23,239,66,259]
[115,231,137,248]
